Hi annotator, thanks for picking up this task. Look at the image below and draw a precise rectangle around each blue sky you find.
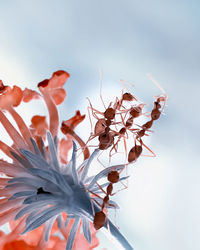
[0,1,199,250]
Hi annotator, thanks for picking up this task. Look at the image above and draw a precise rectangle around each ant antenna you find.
[120,79,134,93]
[146,73,167,98]
[99,68,106,110]
[120,79,130,93]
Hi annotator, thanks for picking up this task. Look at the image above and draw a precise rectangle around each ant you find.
[93,170,120,230]
[127,75,168,163]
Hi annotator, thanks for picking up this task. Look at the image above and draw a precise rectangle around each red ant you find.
[127,76,168,163]
[93,170,120,230]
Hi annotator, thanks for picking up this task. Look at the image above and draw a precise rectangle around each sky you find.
[0,1,199,250]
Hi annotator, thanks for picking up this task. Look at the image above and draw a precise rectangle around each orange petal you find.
[23,88,41,103]
[0,80,11,94]
[3,240,35,250]
[49,88,66,105]
[47,235,66,250]
[58,137,73,164]
[0,230,5,237]
[48,70,70,89]
[30,115,48,137]
[61,111,89,160]
[61,111,85,134]
[37,71,69,106]
[0,85,23,109]
[38,70,70,90]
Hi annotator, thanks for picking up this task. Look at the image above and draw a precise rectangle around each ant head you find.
[154,101,161,110]
[104,108,115,120]
[119,127,126,135]
[122,92,135,101]
[155,94,167,103]
[108,171,119,183]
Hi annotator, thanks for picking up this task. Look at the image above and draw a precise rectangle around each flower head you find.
[0,71,133,250]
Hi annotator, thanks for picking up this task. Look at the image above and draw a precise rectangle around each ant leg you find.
[109,137,121,161]
[87,106,94,133]
[147,73,168,111]
[119,113,126,127]
[89,195,95,216]
[120,79,131,93]
[113,207,119,229]
[87,97,104,117]
[123,137,127,157]
[92,198,103,208]
[111,183,128,196]
[147,73,167,97]
[88,105,103,120]
[97,151,106,169]
[89,190,103,200]
[96,182,107,195]
[137,138,156,157]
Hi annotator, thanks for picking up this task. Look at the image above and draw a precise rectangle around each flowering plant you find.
[0,71,166,250]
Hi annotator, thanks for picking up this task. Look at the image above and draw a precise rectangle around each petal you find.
[49,88,66,105]
[23,88,41,103]
[3,240,35,250]
[30,115,48,137]
[38,70,70,90]
[0,85,23,109]
[58,137,73,164]
[61,111,85,133]
[0,111,28,150]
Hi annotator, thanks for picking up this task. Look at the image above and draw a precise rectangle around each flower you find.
[0,71,133,250]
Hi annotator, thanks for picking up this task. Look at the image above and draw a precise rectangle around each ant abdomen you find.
[93,211,106,230]
[94,119,106,134]
[142,120,153,130]
[128,145,142,163]
[108,171,119,183]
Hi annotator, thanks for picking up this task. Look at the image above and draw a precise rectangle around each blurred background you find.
[0,1,199,249]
